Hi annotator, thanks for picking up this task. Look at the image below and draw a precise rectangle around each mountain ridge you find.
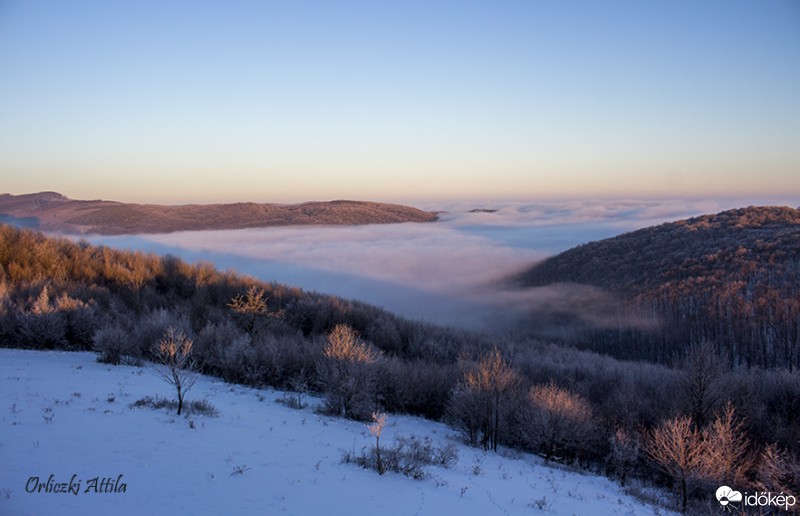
[517,205,800,293]
[0,192,438,234]
[515,205,800,368]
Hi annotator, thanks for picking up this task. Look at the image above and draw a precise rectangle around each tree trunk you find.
[681,475,687,514]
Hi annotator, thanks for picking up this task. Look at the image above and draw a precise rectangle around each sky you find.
[1,0,799,204]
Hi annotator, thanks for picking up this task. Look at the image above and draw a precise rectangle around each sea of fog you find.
[76,198,799,331]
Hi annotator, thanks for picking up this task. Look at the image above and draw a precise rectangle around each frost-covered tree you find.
[18,285,66,348]
[647,416,703,513]
[449,348,517,452]
[701,402,750,486]
[525,382,596,463]
[229,285,280,337]
[609,427,641,486]
[93,321,136,365]
[153,327,196,415]
[368,412,389,475]
[680,340,726,428]
[756,443,799,496]
[317,324,379,420]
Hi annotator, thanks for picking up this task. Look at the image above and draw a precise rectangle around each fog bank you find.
[79,197,799,331]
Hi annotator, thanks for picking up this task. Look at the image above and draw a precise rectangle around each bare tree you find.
[701,402,750,486]
[317,324,380,420]
[756,443,799,496]
[526,381,595,463]
[647,416,704,513]
[680,340,726,427]
[459,347,518,452]
[609,427,641,486]
[229,285,281,337]
[446,383,485,447]
[153,327,196,415]
[368,412,389,475]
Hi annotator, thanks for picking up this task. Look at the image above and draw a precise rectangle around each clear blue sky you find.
[1,0,798,203]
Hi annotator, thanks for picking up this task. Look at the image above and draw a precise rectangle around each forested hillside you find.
[517,206,800,369]
[1,223,798,512]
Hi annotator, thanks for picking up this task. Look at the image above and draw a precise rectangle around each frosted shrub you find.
[133,308,191,358]
[343,431,458,479]
[93,322,138,365]
[521,382,597,463]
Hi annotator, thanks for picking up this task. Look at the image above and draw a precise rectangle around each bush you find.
[93,322,138,365]
[276,374,310,409]
[17,311,66,349]
[378,359,458,419]
[343,434,458,479]
[132,308,192,358]
[130,395,218,417]
[515,382,600,464]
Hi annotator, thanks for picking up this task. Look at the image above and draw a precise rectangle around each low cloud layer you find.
[82,197,799,332]
[426,197,800,228]
[145,222,543,294]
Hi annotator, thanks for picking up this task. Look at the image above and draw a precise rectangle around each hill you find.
[516,206,800,368]
[0,349,669,516]
[0,192,437,234]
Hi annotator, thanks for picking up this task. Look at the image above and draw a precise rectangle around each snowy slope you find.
[0,350,673,516]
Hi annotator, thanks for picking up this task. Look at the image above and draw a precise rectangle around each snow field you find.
[0,349,673,515]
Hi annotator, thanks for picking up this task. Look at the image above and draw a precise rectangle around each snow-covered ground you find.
[0,349,673,515]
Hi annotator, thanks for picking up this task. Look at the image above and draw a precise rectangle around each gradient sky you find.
[1,0,798,203]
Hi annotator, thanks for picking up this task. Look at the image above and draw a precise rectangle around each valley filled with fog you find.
[78,198,797,331]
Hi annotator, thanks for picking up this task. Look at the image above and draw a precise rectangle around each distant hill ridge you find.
[517,205,800,294]
[0,192,438,234]
[516,205,800,368]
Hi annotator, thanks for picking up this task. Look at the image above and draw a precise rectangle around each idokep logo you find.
[717,485,797,512]
[716,486,742,511]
